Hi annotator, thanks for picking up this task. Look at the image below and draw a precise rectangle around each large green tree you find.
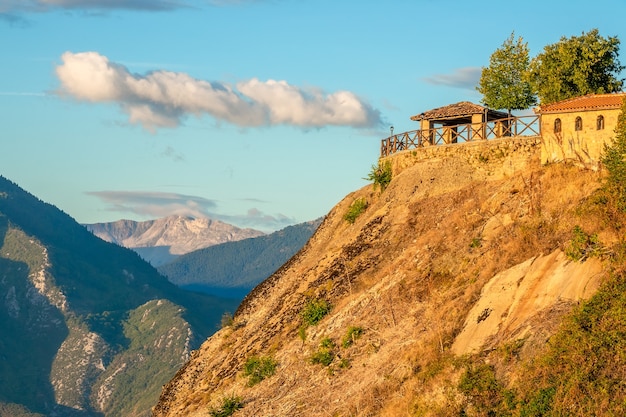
[477,32,536,115]
[528,29,624,104]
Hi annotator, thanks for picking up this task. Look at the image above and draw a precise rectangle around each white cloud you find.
[422,67,482,90]
[86,190,297,232]
[55,51,382,131]
[86,190,218,219]
[213,208,297,232]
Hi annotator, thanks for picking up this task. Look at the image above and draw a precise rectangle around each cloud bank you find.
[55,51,382,131]
[87,190,296,231]
[422,67,482,90]
[86,190,218,219]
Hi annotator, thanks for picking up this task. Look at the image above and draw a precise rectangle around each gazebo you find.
[410,101,510,143]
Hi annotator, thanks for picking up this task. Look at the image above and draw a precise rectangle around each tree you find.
[602,97,626,211]
[528,29,624,104]
[477,32,536,115]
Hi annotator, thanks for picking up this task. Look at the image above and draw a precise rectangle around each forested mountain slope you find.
[0,176,239,417]
[158,219,322,299]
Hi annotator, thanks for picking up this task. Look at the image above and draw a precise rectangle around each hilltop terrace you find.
[381,101,540,157]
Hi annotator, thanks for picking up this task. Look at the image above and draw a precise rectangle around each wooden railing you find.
[380,115,541,157]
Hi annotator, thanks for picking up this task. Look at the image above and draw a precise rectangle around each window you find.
[575,116,583,131]
[554,118,562,133]
[597,115,605,130]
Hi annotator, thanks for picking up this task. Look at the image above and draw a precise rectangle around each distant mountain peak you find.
[84,215,265,266]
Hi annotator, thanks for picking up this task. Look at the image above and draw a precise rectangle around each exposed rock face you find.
[153,140,610,417]
[85,216,265,266]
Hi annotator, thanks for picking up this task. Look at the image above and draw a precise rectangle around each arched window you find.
[554,118,562,133]
[575,116,583,131]
[597,115,605,130]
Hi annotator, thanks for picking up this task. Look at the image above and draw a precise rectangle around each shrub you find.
[344,198,368,224]
[341,326,363,348]
[310,337,336,366]
[301,298,331,326]
[565,225,602,261]
[243,355,277,386]
[209,394,244,417]
[458,363,514,415]
[366,160,393,192]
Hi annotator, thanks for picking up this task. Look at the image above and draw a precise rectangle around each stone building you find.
[536,93,626,168]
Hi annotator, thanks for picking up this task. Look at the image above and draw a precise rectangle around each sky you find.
[2,0,626,233]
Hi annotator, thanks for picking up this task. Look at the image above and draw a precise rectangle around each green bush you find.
[243,355,277,386]
[458,363,514,415]
[301,298,331,326]
[209,394,244,417]
[310,337,336,366]
[565,225,602,261]
[344,198,368,224]
[366,160,393,192]
[341,326,363,348]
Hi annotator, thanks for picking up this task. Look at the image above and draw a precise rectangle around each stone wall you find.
[381,136,542,179]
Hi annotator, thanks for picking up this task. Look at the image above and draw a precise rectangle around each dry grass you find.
[154,157,610,417]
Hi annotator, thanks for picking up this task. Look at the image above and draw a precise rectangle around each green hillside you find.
[0,176,239,417]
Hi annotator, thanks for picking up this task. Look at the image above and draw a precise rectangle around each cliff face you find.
[153,139,611,416]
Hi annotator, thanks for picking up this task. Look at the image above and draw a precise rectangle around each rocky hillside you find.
[153,137,625,416]
[0,176,239,417]
[85,216,264,266]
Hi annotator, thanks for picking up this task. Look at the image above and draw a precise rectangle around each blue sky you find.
[2,0,625,232]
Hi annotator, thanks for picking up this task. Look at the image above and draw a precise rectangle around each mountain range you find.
[157,218,323,299]
[85,216,264,267]
[0,176,239,417]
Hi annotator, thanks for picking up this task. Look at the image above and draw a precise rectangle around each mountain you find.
[153,138,626,416]
[158,218,323,299]
[85,216,265,266]
[0,176,240,417]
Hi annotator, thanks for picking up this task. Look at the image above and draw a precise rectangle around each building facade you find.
[537,93,626,168]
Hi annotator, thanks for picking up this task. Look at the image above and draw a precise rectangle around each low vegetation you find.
[366,160,392,192]
[208,394,244,417]
[565,225,602,261]
[343,198,368,224]
[310,337,336,367]
[300,298,331,327]
[341,326,363,348]
[243,355,277,386]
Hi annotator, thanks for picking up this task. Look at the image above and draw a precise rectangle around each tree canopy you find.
[477,32,536,114]
[528,29,624,104]
[602,98,626,211]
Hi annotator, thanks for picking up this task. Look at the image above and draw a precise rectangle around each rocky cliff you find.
[153,138,617,416]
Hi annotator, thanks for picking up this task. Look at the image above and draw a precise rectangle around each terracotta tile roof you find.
[536,93,626,114]
[410,101,508,122]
